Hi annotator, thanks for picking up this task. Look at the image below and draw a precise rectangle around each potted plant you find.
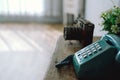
[100,6,120,35]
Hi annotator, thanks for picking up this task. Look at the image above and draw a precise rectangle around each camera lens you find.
[64,27,82,40]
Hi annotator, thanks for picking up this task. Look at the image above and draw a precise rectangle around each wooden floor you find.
[0,23,63,80]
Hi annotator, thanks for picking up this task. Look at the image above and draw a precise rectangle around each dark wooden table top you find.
[44,35,101,80]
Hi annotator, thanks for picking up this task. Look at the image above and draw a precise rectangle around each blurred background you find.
[0,0,119,36]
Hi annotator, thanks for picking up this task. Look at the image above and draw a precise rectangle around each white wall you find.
[85,0,120,36]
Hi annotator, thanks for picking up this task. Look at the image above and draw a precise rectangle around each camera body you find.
[64,18,95,47]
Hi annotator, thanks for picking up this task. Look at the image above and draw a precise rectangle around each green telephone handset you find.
[73,34,120,79]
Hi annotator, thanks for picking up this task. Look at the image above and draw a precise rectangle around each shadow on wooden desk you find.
[44,35,101,80]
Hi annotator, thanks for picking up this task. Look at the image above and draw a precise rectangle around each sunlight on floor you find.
[0,23,63,80]
[0,30,35,51]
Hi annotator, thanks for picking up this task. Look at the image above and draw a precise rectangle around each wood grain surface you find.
[0,23,63,80]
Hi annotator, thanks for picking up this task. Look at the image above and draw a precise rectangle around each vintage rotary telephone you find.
[55,34,120,79]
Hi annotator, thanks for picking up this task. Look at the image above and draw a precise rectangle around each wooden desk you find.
[44,35,100,80]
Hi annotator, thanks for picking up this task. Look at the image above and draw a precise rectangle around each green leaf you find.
[100,6,120,34]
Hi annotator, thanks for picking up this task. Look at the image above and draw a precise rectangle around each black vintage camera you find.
[64,17,95,47]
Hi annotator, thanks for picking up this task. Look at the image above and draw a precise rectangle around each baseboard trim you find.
[0,15,63,23]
